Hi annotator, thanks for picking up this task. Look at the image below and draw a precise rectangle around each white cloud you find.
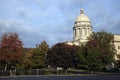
[0,0,120,47]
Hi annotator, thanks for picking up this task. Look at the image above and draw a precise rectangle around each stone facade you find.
[66,9,120,60]
[113,35,120,60]
[67,9,92,46]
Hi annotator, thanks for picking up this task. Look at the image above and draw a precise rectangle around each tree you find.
[0,32,23,70]
[87,31,115,70]
[77,30,116,71]
[47,43,78,70]
[22,48,35,69]
[76,45,88,69]
[114,55,120,69]
[30,41,49,69]
[86,42,104,70]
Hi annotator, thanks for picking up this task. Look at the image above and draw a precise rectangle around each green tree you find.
[76,45,88,69]
[30,41,49,69]
[0,32,23,70]
[23,48,35,69]
[86,41,104,70]
[47,43,78,70]
[87,31,115,70]
[114,55,120,69]
[77,30,116,71]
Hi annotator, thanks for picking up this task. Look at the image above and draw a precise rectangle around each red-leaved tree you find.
[0,32,23,70]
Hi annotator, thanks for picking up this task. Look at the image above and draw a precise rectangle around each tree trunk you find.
[64,69,67,74]
[4,64,7,71]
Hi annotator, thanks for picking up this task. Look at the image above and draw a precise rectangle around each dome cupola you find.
[75,8,90,22]
[73,8,92,44]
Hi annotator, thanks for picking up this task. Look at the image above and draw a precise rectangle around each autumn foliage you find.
[0,33,23,69]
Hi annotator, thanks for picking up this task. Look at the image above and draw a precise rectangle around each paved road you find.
[0,75,120,80]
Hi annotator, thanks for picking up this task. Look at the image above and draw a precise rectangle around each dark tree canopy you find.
[47,43,78,70]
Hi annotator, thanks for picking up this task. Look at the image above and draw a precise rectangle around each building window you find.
[80,28,82,35]
[75,29,76,36]
[82,28,84,35]
[84,28,87,35]
[118,46,120,49]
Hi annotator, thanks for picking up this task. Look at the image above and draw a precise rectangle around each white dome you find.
[75,9,90,22]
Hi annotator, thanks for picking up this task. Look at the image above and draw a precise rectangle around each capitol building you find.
[67,9,120,60]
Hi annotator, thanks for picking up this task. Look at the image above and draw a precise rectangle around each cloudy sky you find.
[0,0,120,48]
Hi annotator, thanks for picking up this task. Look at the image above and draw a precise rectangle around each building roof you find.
[75,8,90,22]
